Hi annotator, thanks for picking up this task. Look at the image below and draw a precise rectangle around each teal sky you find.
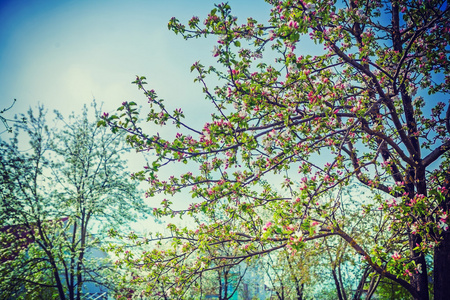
[0,0,271,120]
[0,0,273,231]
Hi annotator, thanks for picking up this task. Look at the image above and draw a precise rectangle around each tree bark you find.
[409,233,429,300]
[296,282,304,300]
[354,266,370,300]
[332,268,345,300]
[434,169,450,300]
[434,231,450,300]
[365,274,381,300]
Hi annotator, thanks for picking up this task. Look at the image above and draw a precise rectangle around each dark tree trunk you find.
[365,274,381,300]
[338,261,348,300]
[434,231,450,300]
[354,266,370,300]
[296,282,304,300]
[409,233,429,300]
[53,267,67,300]
[332,268,345,300]
[434,170,450,300]
[218,270,223,300]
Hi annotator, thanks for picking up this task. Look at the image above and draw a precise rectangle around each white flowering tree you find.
[0,105,148,300]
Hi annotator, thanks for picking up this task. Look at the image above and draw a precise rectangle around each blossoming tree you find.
[102,0,450,299]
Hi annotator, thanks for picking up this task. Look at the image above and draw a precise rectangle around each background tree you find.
[0,99,26,134]
[103,0,450,299]
[0,104,148,300]
[198,263,247,300]
[261,248,313,300]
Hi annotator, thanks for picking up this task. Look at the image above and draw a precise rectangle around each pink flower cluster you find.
[391,251,401,260]
[287,20,299,29]
[439,212,448,231]
[263,222,272,231]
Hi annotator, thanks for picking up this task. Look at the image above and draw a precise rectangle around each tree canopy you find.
[102,0,450,299]
[0,104,148,300]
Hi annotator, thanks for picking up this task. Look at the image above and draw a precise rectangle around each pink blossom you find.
[392,251,401,260]
[238,110,247,118]
[287,20,299,29]
[263,222,272,231]
[439,220,449,231]
[212,46,220,57]
[305,3,316,13]
[440,212,448,222]
[385,198,397,207]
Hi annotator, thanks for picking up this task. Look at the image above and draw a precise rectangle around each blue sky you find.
[0,0,271,120]
[0,0,273,230]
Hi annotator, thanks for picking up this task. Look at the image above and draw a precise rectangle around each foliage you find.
[261,248,312,299]
[102,0,450,299]
[0,104,148,300]
[375,279,413,300]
